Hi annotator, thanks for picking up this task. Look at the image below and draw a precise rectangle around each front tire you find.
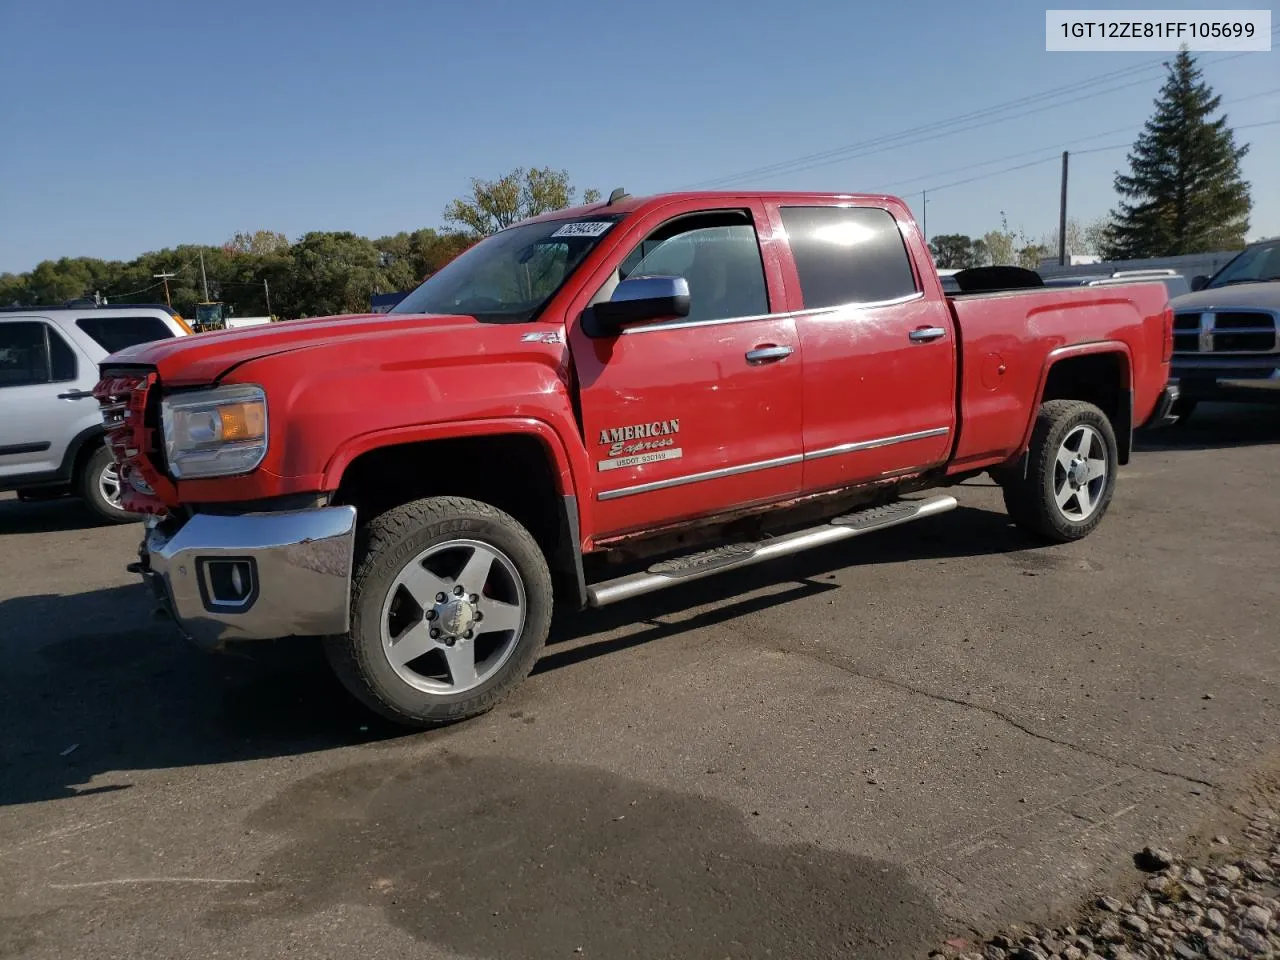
[325,496,553,728]
[1001,399,1118,543]
[79,443,136,523]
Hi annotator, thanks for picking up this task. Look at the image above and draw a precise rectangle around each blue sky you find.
[0,0,1276,273]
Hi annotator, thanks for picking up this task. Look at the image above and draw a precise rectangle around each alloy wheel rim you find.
[379,539,526,695]
[1053,424,1107,522]
[99,463,123,509]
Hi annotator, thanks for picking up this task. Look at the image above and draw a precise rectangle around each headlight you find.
[161,384,268,478]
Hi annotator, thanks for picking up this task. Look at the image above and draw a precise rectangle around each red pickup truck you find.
[97,190,1179,727]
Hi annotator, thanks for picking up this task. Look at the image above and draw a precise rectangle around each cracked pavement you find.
[1,402,1278,959]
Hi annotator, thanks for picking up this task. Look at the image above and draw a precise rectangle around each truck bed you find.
[946,281,1173,471]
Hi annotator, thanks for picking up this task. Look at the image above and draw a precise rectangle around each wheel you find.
[1171,396,1198,423]
[324,496,553,728]
[1001,399,1118,543]
[79,443,136,523]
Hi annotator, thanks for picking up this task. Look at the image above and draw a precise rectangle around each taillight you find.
[1161,306,1173,362]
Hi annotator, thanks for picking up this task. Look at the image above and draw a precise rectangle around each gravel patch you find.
[930,813,1280,959]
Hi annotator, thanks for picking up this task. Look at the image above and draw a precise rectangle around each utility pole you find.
[199,250,210,301]
[263,279,272,317]
[153,270,176,307]
[1058,151,1069,267]
[922,189,928,244]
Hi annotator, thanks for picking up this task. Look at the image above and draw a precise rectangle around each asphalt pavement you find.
[2,403,1278,960]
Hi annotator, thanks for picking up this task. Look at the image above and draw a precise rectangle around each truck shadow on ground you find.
[538,502,1033,674]
[0,494,137,535]
[0,504,1035,808]
[1134,401,1280,452]
[198,753,945,960]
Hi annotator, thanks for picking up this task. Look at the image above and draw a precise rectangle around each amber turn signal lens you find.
[217,402,266,441]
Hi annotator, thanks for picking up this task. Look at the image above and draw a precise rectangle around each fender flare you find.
[321,415,592,538]
[1016,341,1135,469]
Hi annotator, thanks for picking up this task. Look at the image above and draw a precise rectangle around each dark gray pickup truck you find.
[1168,237,1280,419]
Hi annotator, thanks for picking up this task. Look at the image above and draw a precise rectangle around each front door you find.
[0,317,96,483]
[766,202,957,493]
[566,201,803,539]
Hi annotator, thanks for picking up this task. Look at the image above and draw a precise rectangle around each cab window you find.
[604,210,769,323]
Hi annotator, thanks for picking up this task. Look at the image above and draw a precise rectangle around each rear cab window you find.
[75,314,176,353]
[778,205,919,309]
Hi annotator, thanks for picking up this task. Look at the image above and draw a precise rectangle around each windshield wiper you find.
[1214,278,1273,286]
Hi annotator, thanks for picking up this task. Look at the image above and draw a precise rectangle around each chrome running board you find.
[585,494,958,608]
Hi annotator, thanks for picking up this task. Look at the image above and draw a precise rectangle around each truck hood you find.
[105,312,509,384]
[1169,282,1280,313]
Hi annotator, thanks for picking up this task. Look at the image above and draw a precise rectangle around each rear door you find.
[0,317,95,483]
[766,202,957,493]
[565,199,803,538]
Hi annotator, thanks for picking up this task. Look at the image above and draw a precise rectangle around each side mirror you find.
[591,276,691,333]
[1191,275,1210,292]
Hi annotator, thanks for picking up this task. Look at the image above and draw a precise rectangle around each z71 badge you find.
[596,419,682,471]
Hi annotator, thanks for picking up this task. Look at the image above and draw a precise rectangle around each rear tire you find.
[324,496,553,728]
[79,444,136,523]
[1001,399,1118,544]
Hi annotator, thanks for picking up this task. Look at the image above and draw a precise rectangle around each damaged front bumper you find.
[134,506,357,651]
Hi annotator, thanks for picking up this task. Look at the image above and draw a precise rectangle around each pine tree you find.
[1102,48,1251,260]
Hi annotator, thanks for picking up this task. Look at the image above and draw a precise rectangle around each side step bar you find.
[585,494,958,608]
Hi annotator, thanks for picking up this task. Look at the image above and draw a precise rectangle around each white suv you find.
[0,304,191,521]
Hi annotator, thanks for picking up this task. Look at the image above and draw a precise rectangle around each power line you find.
[102,278,168,300]
[898,118,1280,198]
[678,41,1274,190]
[873,87,1280,195]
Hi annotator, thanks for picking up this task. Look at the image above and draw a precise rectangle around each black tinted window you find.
[49,327,77,381]
[780,206,918,308]
[618,220,768,323]
[76,315,174,353]
[0,322,52,387]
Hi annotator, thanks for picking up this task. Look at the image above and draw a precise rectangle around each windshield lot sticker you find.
[596,419,681,471]
[551,221,614,238]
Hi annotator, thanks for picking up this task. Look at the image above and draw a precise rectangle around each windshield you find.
[1207,240,1280,287]
[389,215,623,322]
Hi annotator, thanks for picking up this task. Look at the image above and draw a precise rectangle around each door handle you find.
[908,326,947,343]
[745,345,794,364]
[57,389,96,400]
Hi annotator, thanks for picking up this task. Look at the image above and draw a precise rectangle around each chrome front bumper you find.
[137,506,357,651]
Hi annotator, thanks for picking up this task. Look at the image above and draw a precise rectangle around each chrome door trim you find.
[804,426,951,462]
[597,453,803,501]
[595,426,951,500]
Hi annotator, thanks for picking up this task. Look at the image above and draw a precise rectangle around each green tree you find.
[1083,216,1111,258]
[929,234,980,269]
[443,166,601,236]
[281,231,383,318]
[1040,218,1099,260]
[1017,243,1050,269]
[982,212,1019,266]
[223,230,290,256]
[1103,48,1251,259]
